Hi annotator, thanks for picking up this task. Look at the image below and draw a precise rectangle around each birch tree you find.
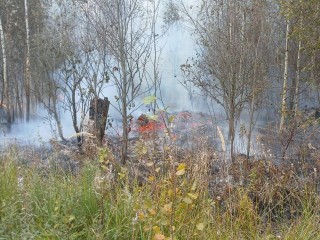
[276,0,320,158]
[0,0,46,123]
[179,0,272,161]
[279,0,320,109]
[24,0,31,121]
[279,21,290,133]
[0,14,11,125]
[245,0,273,158]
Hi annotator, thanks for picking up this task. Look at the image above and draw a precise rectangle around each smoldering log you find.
[89,97,110,144]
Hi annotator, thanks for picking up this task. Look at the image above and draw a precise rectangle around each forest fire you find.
[136,114,166,133]
[130,111,216,142]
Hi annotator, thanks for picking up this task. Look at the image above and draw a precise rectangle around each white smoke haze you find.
[101,0,211,116]
[0,0,253,155]
[0,0,225,147]
[0,107,76,145]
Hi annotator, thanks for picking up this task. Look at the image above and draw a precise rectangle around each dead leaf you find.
[177,163,186,171]
[196,223,204,231]
[176,169,185,176]
[154,234,165,240]
[183,197,192,204]
[187,193,198,200]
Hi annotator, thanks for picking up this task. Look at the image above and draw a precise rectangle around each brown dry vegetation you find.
[2,125,319,239]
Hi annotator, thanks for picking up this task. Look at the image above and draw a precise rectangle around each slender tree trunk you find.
[246,38,260,159]
[229,85,236,162]
[100,97,110,144]
[247,92,255,159]
[0,15,11,125]
[24,0,31,121]
[53,100,66,142]
[151,0,159,115]
[279,21,290,132]
[118,7,128,164]
[152,33,158,115]
[71,85,81,144]
[294,40,302,118]
[229,111,235,163]
[227,0,236,162]
[15,83,23,119]
[115,1,129,165]
[121,62,128,165]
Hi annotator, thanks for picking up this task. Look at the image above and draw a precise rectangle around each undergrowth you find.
[0,146,319,240]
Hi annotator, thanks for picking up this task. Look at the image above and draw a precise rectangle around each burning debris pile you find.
[135,113,166,135]
[128,111,219,147]
[100,110,221,185]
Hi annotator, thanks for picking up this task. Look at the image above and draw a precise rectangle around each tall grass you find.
[0,147,319,239]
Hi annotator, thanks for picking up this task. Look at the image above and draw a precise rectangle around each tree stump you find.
[89,97,110,145]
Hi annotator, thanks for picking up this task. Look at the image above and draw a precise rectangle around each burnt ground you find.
[1,110,319,223]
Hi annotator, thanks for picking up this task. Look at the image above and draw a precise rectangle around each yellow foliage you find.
[177,163,186,171]
[187,193,198,200]
[148,175,155,182]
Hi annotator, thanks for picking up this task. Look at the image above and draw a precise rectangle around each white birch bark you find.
[0,15,11,123]
[279,21,290,132]
[294,39,302,118]
[24,0,31,121]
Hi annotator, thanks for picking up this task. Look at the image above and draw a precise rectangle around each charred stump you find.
[89,97,110,145]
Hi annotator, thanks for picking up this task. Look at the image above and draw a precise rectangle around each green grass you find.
[0,150,319,240]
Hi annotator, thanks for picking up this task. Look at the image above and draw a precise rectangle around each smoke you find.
[0,0,224,145]
[101,0,211,117]
[159,23,196,111]
[0,108,75,145]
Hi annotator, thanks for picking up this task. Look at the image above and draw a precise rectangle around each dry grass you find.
[0,132,319,239]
